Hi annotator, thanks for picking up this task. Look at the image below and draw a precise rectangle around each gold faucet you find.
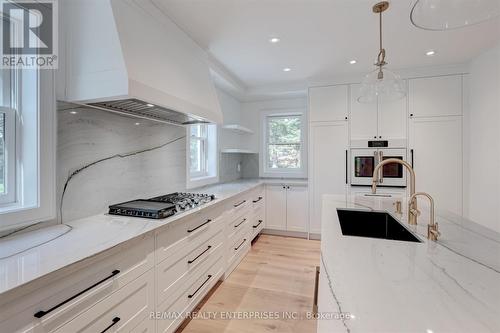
[372,158,418,225]
[409,192,440,241]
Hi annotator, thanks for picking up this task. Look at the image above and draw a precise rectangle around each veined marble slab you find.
[318,194,500,333]
[0,179,263,299]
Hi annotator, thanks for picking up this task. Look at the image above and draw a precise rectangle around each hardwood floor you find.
[178,234,321,333]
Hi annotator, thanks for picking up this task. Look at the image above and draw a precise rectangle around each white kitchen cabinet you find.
[265,184,288,230]
[350,83,378,140]
[265,184,309,232]
[309,121,349,235]
[350,83,407,140]
[409,75,463,117]
[285,185,309,232]
[309,85,349,122]
[378,94,407,139]
[409,116,463,215]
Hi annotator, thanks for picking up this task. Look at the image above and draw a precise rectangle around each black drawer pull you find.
[188,246,211,264]
[252,197,263,203]
[253,220,263,228]
[234,239,246,251]
[101,317,120,333]
[234,218,246,228]
[234,200,246,208]
[188,275,212,299]
[187,219,212,233]
[313,266,320,315]
[34,270,120,318]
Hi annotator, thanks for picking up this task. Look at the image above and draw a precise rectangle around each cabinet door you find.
[409,75,462,117]
[309,85,349,122]
[265,184,287,230]
[409,116,462,215]
[378,84,407,139]
[350,83,378,140]
[309,121,348,234]
[286,185,309,232]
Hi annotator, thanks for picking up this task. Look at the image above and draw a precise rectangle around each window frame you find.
[261,109,308,178]
[186,123,218,189]
[0,106,16,204]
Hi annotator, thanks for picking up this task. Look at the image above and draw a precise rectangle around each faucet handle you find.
[410,207,421,217]
[428,222,440,241]
[393,200,402,214]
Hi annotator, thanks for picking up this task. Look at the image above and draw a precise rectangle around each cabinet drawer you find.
[251,190,264,212]
[227,232,250,268]
[156,205,224,264]
[54,270,154,333]
[156,230,224,306]
[251,208,264,237]
[0,235,154,333]
[157,255,224,333]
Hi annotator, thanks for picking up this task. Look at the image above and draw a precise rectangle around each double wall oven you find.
[350,140,407,187]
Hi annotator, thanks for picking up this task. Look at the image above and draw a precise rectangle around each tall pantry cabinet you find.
[308,85,349,236]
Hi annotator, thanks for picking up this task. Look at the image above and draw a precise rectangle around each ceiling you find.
[154,0,500,90]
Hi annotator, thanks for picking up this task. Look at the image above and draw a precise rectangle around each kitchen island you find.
[318,194,500,333]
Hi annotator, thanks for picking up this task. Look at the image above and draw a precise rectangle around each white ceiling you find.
[154,0,500,89]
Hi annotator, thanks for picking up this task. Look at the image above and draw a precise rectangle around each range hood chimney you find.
[59,0,223,125]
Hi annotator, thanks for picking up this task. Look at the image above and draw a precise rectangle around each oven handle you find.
[410,149,414,168]
[345,150,348,184]
[379,151,384,184]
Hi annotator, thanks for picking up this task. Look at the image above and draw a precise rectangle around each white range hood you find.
[60,0,223,125]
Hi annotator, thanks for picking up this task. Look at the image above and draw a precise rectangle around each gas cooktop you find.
[108,192,216,219]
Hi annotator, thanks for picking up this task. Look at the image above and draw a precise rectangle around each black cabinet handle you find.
[234,239,246,251]
[188,246,212,264]
[100,317,120,333]
[253,220,263,228]
[252,197,263,203]
[187,219,211,233]
[313,266,320,315]
[345,150,348,184]
[234,218,246,228]
[188,275,212,299]
[34,270,120,318]
[410,149,414,168]
[234,200,246,208]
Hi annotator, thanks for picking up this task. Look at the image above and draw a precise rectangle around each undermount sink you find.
[336,209,421,243]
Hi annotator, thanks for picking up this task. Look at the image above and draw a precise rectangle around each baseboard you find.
[261,228,309,239]
[308,232,321,240]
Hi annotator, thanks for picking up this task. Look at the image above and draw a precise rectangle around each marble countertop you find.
[0,179,265,298]
[319,194,500,333]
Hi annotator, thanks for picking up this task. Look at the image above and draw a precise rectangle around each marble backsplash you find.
[57,102,187,223]
[56,102,259,224]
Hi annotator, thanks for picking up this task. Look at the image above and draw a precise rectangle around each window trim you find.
[261,109,308,178]
[0,107,16,204]
[186,124,218,189]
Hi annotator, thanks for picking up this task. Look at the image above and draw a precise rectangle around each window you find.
[0,69,16,204]
[0,9,56,231]
[262,111,307,177]
[187,124,218,188]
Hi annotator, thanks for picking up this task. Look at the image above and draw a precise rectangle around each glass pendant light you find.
[410,0,500,31]
[358,1,406,104]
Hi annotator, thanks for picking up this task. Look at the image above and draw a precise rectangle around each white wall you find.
[240,97,308,177]
[466,44,500,232]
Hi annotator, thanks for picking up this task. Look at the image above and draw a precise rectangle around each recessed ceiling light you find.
[349,60,357,64]
[269,37,280,43]
[283,67,291,72]
[70,111,78,115]
[134,122,141,126]
[146,103,154,107]
[426,50,436,56]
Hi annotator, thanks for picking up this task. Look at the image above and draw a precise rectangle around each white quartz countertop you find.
[319,194,500,333]
[0,179,265,298]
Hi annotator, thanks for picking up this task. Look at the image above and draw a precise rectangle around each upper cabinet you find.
[409,75,463,117]
[309,85,349,122]
[350,83,407,140]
